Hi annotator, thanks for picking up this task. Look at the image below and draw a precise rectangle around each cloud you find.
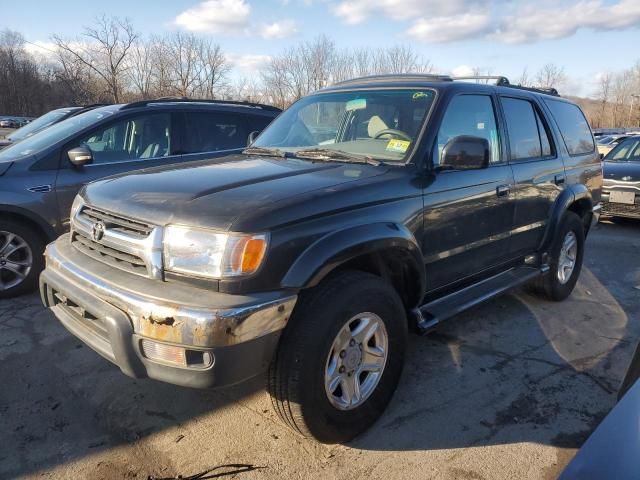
[451,65,475,77]
[24,41,58,58]
[331,0,640,44]
[258,20,298,39]
[228,54,272,73]
[492,0,640,43]
[174,0,251,33]
[332,0,471,25]
[407,13,492,43]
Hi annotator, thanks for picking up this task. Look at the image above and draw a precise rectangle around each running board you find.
[414,265,548,334]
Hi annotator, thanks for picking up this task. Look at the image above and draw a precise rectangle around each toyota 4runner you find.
[40,74,602,443]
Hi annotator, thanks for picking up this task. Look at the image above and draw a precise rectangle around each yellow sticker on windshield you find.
[386,139,411,153]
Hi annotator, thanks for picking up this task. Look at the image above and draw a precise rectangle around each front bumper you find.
[40,235,297,388]
[601,187,640,219]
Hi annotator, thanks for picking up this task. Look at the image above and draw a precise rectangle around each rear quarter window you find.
[544,99,594,156]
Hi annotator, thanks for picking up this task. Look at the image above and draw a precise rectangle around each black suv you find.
[40,75,602,443]
[0,99,280,297]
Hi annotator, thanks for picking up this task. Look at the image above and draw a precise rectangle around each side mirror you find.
[67,146,93,167]
[440,135,490,170]
[600,153,605,160]
[247,130,260,146]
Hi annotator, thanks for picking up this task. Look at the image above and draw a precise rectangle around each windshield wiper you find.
[242,146,288,158]
[292,148,383,166]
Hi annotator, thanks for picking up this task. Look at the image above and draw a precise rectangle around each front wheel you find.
[0,221,45,298]
[268,270,407,443]
[530,211,585,301]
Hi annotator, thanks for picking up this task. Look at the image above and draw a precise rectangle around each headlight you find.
[163,225,268,279]
[70,195,84,220]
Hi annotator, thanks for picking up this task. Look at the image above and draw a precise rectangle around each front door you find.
[422,93,516,292]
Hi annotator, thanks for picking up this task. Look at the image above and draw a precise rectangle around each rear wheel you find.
[268,270,407,443]
[0,221,45,298]
[530,211,584,301]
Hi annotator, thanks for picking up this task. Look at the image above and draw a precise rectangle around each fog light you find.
[141,340,187,367]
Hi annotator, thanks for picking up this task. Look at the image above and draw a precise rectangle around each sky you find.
[3,0,640,97]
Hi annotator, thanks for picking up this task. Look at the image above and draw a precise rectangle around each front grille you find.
[71,204,160,278]
[72,231,149,276]
[80,205,153,237]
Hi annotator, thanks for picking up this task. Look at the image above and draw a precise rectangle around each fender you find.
[282,222,426,296]
[0,203,58,241]
[539,184,592,252]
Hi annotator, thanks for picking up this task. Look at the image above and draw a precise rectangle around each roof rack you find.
[120,97,281,112]
[333,74,453,86]
[452,76,560,96]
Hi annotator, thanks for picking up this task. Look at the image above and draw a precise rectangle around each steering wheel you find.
[373,128,412,141]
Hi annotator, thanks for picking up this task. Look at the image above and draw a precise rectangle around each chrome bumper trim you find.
[43,236,297,348]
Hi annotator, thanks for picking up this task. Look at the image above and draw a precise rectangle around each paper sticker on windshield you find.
[386,139,411,153]
[346,98,367,111]
[412,92,428,100]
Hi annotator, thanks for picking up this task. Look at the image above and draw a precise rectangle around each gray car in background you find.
[0,106,106,149]
[0,98,280,298]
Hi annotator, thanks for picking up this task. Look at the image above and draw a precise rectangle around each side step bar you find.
[414,265,549,334]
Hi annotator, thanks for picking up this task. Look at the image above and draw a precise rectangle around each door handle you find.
[554,174,566,185]
[496,185,511,197]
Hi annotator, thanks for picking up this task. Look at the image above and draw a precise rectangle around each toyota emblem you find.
[91,221,105,242]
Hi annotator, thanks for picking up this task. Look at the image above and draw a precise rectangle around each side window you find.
[248,115,275,136]
[74,113,171,164]
[536,110,552,156]
[611,139,640,160]
[545,99,594,155]
[501,97,554,161]
[435,95,500,165]
[184,112,249,154]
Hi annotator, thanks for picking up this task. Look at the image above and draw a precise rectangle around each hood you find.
[603,161,640,183]
[83,155,387,231]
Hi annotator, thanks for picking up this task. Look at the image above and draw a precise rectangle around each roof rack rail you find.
[120,97,281,112]
[452,75,511,86]
[333,74,453,86]
[451,76,560,96]
[67,103,112,118]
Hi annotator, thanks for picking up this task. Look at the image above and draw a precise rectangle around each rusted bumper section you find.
[39,234,297,388]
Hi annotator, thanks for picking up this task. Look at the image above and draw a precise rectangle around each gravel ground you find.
[1,219,639,480]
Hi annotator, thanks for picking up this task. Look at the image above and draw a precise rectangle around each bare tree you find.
[201,42,231,98]
[515,67,531,87]
[534,63,567,89]
[127,39,154,99]
[53,15,137,103]
[595,72,613,128]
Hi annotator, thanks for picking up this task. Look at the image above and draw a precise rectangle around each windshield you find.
[0,107,117,162]
[253,89,436,162]
[605,137,640,162]
[7,108,77,141]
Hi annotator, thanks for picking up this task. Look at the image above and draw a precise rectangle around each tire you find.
[530,211,584,301]
[0,220,45,298]
[268,270,407,443]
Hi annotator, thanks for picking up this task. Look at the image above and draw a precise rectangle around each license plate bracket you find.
[610,191,636,205]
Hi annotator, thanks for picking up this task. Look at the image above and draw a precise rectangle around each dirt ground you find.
[1,219,639,480]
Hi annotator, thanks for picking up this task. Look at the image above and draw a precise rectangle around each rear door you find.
[178,111,271,162]
[54,111,183,228]
[422,92,516,291]
[500,95,566,257]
